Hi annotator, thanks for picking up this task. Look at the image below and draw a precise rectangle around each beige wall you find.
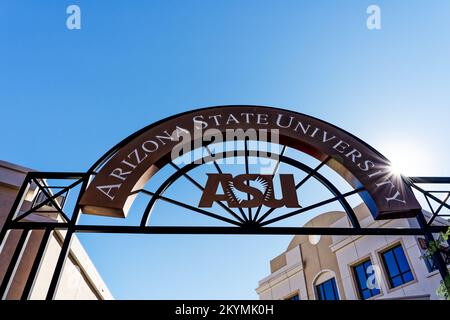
[0,160,113,300]
[256,203,450,300]
[257,211,347,300]
[29,231,104,300]
[329,205,447,300]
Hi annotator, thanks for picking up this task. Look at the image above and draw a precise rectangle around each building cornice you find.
[256,262,303,294]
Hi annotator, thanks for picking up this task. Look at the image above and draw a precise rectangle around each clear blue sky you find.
[1,1,450,299]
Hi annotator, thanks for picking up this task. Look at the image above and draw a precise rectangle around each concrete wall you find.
[0,160,113,300]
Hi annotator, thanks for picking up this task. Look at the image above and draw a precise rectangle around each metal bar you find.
[410,183,450,211]
[260,188,363,226]
[253,146,287,222]
[204,145,249,222]
[416,213,450,287]
[0,230,31,299]
[205,145,224,174]
[169,162,245,224]
[9,222,69,230]
[424,194,435,215]
[71,225,445,236]
[0,174,31,248]
[256,156,331,224]
[295,156,332,189]
[45,230,73,300]
[32,178,70,210]
[46,174,89,300]
[244,138,252,221]
[27,172,86,179]
[13,178,82,223]
[140,163,200,227]
[139,189,243,226]
[433,192,450,215]
[153,192,243,227]
[39,186,72,189]
[31,179,70,223]
[409,177,450,184]
[428,192,450,226]
[21,229,52,300]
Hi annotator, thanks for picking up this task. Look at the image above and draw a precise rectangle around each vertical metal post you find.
[45,175,88,300]
[21,228,52,300]
[0,229,31,299]
[45,229,73,300]
[416,212,449,283]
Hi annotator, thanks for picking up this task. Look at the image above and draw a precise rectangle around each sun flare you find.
[382,140,433,177]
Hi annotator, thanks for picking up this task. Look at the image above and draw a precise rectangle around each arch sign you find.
[79,106,421,220]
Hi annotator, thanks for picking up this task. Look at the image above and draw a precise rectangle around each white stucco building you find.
[256,203,449,300]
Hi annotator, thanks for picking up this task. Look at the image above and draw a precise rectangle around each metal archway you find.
[0,106,449,300]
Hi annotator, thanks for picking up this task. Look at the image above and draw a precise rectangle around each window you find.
[315,278,339,300]
[418,237,438,273]
[424,256,438,273]
[352,259,380,300]
[286,294,299,300]
[381,244,414,288]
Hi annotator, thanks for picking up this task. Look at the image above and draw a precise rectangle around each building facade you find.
[256,204,449,300]
[0,160,112,300]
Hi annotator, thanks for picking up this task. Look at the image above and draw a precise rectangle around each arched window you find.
[313,270,340,300]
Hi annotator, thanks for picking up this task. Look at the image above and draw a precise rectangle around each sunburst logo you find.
[199,174,301,209]
[226,176,271,205]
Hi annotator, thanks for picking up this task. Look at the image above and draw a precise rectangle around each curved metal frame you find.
[0,106,449,300]
[86,105,394,175]
[1,167,448,301]
[139,148,362,230]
